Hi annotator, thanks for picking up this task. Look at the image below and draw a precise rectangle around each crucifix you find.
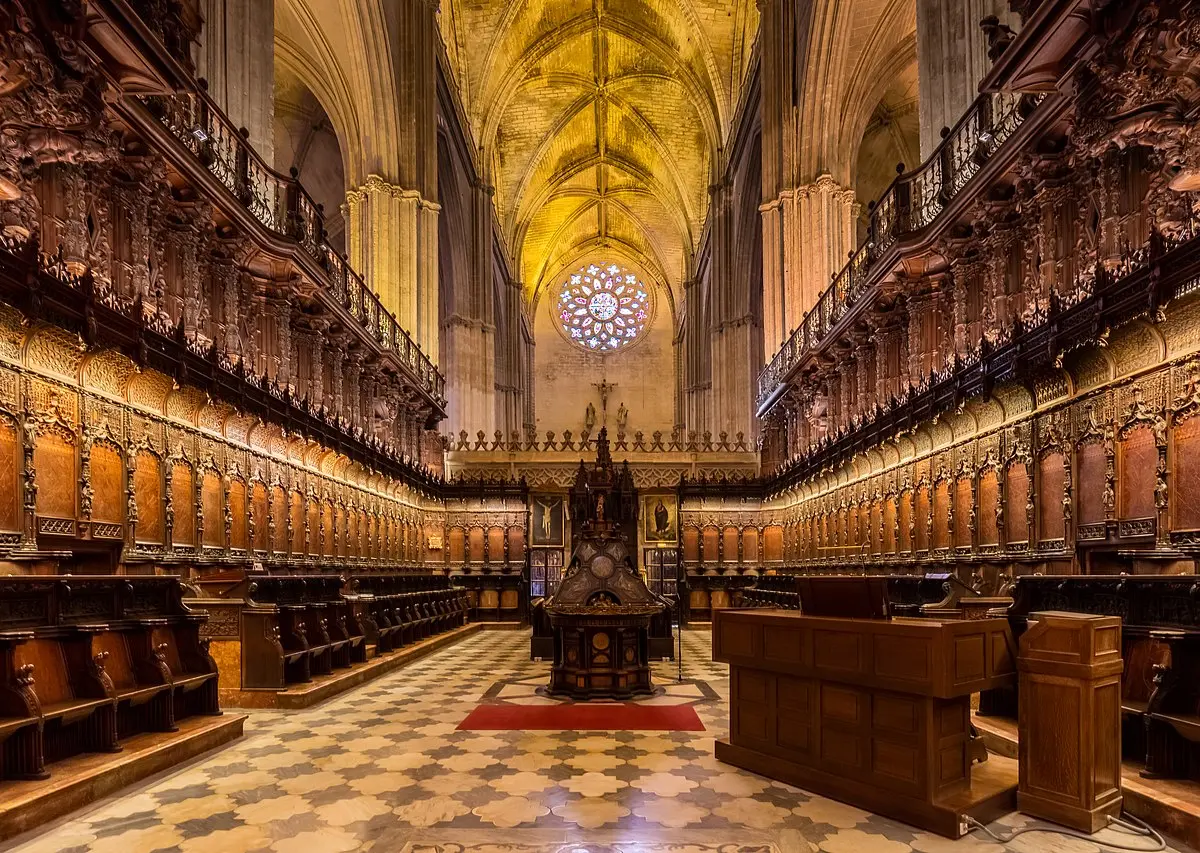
[593,379,617,426]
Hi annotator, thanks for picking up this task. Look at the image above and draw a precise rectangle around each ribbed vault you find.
[440,0,759,304]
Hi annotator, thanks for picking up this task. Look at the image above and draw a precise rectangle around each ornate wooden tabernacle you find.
[542,429,668,698]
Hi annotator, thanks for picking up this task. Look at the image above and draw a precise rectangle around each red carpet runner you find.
[457,703,705,732]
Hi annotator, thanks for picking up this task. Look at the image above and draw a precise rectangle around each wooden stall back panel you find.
[1173,416,1200,530]
[509,527,526,563]
[290,493,304,554]
[252,484,268,551]
[0,417,18,531]
[1038,453,1065,543]
[699,526,718,563]
[978,471,999,546]
[172,464,194,546]
[228,480,248,550]
[682,527,700,562]
[954,480,973,548]
[35,429,76,519]
[15,639,72,705]
[134,454,163,544]
[870,503,882,555]
[1120,426,1156,521]
[467,527,484,563]
[915,487,930,552]
[271,487,287,552]
[1076,443,1107,526]
[322,503,334,556]
[723,528,740,564]
[883,499,897,553]
[90,443,124,525]
[486,527,504,564]
[94,632,135,690]
[448,527,465,564]
[201,472,223,547]
[933,482,950,550]
[347,510,359,557]
[306,503,320,553]
[1007,464,1030,544]
[743,527,759,563]
[898,493,913,553]
[763,526,783,562]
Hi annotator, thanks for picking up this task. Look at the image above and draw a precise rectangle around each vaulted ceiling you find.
[439,0,759,306]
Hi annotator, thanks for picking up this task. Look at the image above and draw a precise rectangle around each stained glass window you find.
[556,263,650,351]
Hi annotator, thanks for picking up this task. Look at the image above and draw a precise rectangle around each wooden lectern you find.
[1017,611,1123,832]
[713,606,1019,837]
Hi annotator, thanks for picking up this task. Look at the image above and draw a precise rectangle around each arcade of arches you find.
[4,0,1200,851]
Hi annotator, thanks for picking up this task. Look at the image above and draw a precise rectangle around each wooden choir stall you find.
[713,576,1020,838]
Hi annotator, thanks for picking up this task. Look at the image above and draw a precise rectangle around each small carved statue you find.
[585,402,596,432]
[596,492,606,522]
[616,402,628,431]
[981,15,1017,63]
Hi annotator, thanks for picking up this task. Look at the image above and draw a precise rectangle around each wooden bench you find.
[980,574,1200,780]
[0,577,221,782]
[741,572,1003,619]
[349,575,469,656]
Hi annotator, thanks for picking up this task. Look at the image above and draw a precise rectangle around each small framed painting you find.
[531,496,564,546]
[644,495,677,543]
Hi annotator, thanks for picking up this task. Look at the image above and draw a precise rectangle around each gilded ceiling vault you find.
[438,0,759,306]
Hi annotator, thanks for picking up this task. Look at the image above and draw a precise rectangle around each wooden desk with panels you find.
[713,607,1019,837]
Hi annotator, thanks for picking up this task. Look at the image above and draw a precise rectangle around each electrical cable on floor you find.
[963,812,1167,852]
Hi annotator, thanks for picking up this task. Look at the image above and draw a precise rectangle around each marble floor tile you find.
[1,629,1188,853]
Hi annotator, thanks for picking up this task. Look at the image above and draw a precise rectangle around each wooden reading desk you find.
[713,605,1019,837]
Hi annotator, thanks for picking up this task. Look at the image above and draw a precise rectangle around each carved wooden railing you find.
[136,89,445,404]
[444,429,756,454]
[756,90,1035,411]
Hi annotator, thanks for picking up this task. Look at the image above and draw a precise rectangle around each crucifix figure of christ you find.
[593,379,617,426]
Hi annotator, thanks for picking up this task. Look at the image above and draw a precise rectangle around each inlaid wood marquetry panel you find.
[201,471,223,547]
[90,443,124,525]
[1119,426,1156,521]
[0,417,20,532]
[35,428,76,520]
[134,453,163,544]
[228,480,247,550]
[171,463,194,546]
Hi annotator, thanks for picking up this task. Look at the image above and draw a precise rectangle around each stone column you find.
[346,177,440,358]
[916,0,1018,158]
[194,0,274,164]
[761,177,860,357]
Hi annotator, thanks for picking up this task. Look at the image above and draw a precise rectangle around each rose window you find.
[556,263,650,351]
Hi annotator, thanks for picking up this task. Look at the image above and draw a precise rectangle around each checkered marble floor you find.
[3,629,1182,853]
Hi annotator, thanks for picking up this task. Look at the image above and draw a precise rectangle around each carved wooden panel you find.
[467,527,484,562]
[898,492,913,553]
[1007,463,1030,544]
[90,443,123,525]
[743,527,759,562]
[932,482,950,550]
[322,502,334,556]
[723,528,739,563]
[171,463,194,546]
[228,480,247,550]
[870,503,882,555]
[306,502,320,554]
[334,505,346,557]
[487,527,505,563]
[509,526,526,563]
[134,453,163,544]
[915,486,930,552]
[449,527,465,563]
[347,506,359,557]
[1173,416,1200,530]
[201,472,223,547]
[1119,426,1156,520]
[763,526,783,562]
[703,526,720,561]
[978,471,999,546]
[290,492,304,554]
[270,486,287,552]
[0,417,19,532]
[34,428,76,519]
[883,498,897,553]
[1077,443,1107,525]
[1038,453,1065,542]
[683,527,700,562]
[252,483,268,551]
[954,480,972,548]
